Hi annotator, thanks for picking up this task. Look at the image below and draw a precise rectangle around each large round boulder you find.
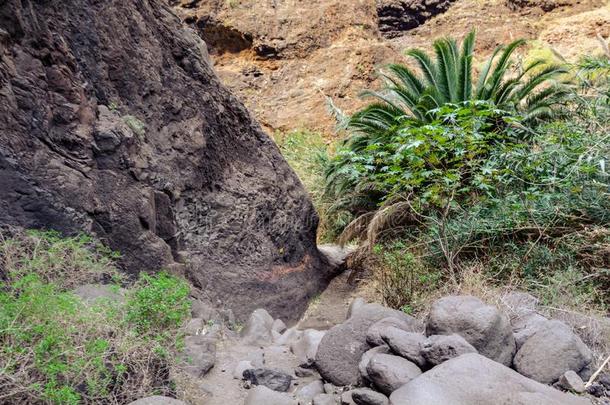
[513,320,593,384]
[315,303,418,386]
[425,295,516,366]
[389,353,591,405]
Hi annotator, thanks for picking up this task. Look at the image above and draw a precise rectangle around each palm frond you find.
[458,29,476,101]
[406,48,438,89]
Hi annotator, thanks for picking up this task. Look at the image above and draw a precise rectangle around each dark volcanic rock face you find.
[0,0,331,321]
[376,0,458,38]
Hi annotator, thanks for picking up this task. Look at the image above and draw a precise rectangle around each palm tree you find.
[348,30,569,138]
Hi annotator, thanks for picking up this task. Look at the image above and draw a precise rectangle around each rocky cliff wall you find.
[0,0,332,321]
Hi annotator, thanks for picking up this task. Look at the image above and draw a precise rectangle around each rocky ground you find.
[170,0,610,134]
[124,250,610,405]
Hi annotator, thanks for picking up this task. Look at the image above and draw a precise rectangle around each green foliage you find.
[127,272,191,335]
[0,231,190,404]
[348,30,569,137]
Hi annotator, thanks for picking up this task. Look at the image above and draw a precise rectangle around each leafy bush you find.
[0,230,191,404]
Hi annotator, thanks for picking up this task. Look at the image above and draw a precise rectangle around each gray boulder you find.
[243,368,293,392]
[291,329,326,366]
[557,370,586,393]
[366,317,422,346]
[297,379,325,402]
[275,327,303,346]
[179,335,216,377]
[351,388,389,405]
[313,393,338,405]
[359,345,391,382]
[347,298,366,319]
[316,304,415,386]
[272,319,287,334]
[389,353,591,405]
[425,295,516,366]
[421,334,477,366]
[511,312,550,349]
[245,386,297,405]
[341,391,357,405]
[127,397,186,405]
[501,291,539,316]
[380,328,427,368]
[366,353,422,395]
[513,320,593,384]
[241,308,275,346]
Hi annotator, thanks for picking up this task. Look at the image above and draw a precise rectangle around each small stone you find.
[340,391,356,405]
[275,327,303,346]
[295,366,316,378]
[366,317,422,346]
[324,383,338,395]
[291,329,325,366]
[351,388,389,405]
[179,335,216,378]
[347,298,366,319]
[558,370,586,393]
[297,379,325,401]
[243,368,293,392]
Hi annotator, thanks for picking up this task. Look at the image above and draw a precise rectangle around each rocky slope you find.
[171,0,609,133]
[0,0,336,321]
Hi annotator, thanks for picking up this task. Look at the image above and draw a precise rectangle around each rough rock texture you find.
[366,317,422,346]
[241,308,274,345]
[315,303,418,386]
[420,334,477,366]
[376,0,458,38]
[389,353,592,405]
[426,295,516,366]
[380,328,427,368]
[180,335,217,377]
[557,370,586,393]
[513,320,593,384]
[359,345,391,382]
[0,0,334,322]
[291,329,326,366]
[366,353,422,395]
[351,388,389,405]
[243,368,293,392]
[511,312,550,349]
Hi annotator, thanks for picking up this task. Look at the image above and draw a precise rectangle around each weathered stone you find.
[366,317,422,346]
[511,312,550,349]
[0,0,333,324]
[514,320,593,384]
[297,379,325,402]
[291,329,326,366]
[359,345,391,382]
[128,396,187,405]
[316,303,417,386]
[557,370,586,393]
[243,368,293,392]
[389,353,591,405]
[426,295,516,366]
[275,327,303,346]
[380,328,427,368]
[179,335,216,377]
[366,353,422,395]
[245,385,297,405]
[351,388,389,405]
[184,318,204,336]
[295,366,316,378]
[341,391,357,405]
[346,298,366,319]
[501,291,539,316]
[376,0,458,38]
[241,308,274,345]
[272,319,287,334]
[421,334,478,366]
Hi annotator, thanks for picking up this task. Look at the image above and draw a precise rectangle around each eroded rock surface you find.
[0,0,334,322]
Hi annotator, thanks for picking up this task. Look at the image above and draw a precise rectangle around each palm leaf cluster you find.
[349,30,569,137]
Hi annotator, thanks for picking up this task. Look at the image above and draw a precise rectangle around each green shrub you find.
[126,272,191,335]
[0,230,191,404]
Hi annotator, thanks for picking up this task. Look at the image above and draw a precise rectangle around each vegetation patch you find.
[0,230,191,404]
